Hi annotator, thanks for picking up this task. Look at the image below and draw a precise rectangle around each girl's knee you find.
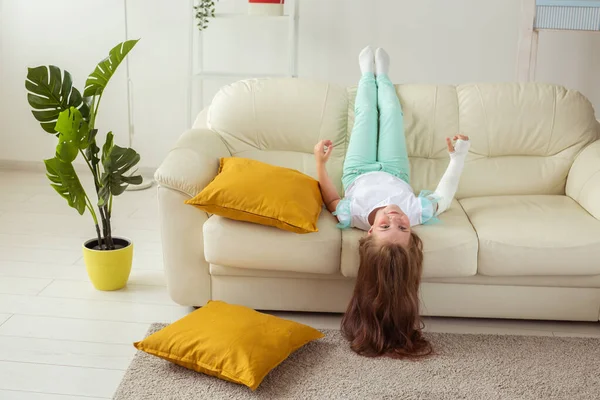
[355,104,376,115]
[378,101,401,111]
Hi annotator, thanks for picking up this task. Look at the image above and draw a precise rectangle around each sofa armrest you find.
[567,139,600,219]
[154,128,231,197]
[158,187,211,306]
[155,127,230,307]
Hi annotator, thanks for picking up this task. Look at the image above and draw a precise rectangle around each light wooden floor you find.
[0,169,599,399]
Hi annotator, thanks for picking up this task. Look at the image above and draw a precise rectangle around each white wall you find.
[298,0,523,85]
[0,0,129,166]
[1,0,598,169]
[536,30,600,113]
[125,0,192,171]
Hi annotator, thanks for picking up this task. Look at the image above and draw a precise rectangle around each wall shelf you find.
[214,13,291,20]
[187,0,299,125]
[194,71,292,79]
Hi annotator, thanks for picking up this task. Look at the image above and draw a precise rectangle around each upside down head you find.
[341,232,432,359]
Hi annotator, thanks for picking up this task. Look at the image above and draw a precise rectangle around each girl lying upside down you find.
[314,46,470,359]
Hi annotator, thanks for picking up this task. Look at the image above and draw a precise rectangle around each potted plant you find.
[194,0,217,31]
[25,39,142,291]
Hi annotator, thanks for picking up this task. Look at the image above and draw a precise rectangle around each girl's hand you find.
[314,140,333,165]
[446,134,470,155]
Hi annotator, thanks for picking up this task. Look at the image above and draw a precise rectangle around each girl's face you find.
[368,205,412,247]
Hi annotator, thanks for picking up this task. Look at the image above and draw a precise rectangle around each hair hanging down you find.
[341,232,432,359]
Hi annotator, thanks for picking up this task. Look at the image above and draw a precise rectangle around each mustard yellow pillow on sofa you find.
[186,157,323,233]
[133,301,324,391]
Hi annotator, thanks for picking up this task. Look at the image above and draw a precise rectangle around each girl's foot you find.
[375,48,390,76]
[359,46,374,74]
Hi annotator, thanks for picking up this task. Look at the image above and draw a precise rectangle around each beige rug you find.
[113,323,600,400]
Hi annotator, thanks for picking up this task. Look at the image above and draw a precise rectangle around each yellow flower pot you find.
[83,237,133,291]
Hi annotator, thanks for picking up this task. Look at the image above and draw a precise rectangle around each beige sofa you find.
[155,79,600,321]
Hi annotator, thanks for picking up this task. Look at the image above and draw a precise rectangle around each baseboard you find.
[0,159,156,176]
[0,159,47,173]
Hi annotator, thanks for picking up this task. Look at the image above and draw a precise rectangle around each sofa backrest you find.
[207,79,350,195]
[208,78,599,198]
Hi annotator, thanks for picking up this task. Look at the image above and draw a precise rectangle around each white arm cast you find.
[433,140,471,215]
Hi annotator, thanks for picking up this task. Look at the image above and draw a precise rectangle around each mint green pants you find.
[342,73,409,191]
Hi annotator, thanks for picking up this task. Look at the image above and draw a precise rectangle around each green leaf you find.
[84,39,139,97]
[56,108,89,144]
[98,131,115,207]
[25,66,89,134]
[99,136,141,205]
[44,157,87,215]
[101,132,114,164]
[56,141,79,163]
[54,107,90,163]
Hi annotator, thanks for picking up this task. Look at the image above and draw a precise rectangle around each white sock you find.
[359,46,374,74]
[433,140,470,214]
[375,48,390,76]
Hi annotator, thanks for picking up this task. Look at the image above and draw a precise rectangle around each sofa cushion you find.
[340,200,478,278]
[203,212,341,275]
[134,301,323,390]
[186,157,323,234]
[460,195,600,276]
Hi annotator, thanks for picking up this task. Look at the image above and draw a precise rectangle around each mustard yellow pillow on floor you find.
[186,157,323,233]
[133,301,324,391]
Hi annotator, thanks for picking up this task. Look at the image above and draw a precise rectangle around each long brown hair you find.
[341,232,432,359]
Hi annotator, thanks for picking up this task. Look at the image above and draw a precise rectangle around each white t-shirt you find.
[337,171,433,231]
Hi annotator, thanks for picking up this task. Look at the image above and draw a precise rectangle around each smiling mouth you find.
[387,211,400,215]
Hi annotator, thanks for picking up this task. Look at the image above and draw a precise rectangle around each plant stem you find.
[90,93,103,132]
[99,206,114,250]
[106,197,114,248]
[105,211,114,249]
[80,149,104,248]
[85,197,104,250]
[99,207,108,249]
[88,94,109,250]
[98,206,106,242]
[105,207,114,249]
[86,96,102,188]
[94,223,103,250]
[79,149,100,190]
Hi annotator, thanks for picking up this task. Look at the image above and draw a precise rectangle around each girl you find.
[313,46,470,359]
